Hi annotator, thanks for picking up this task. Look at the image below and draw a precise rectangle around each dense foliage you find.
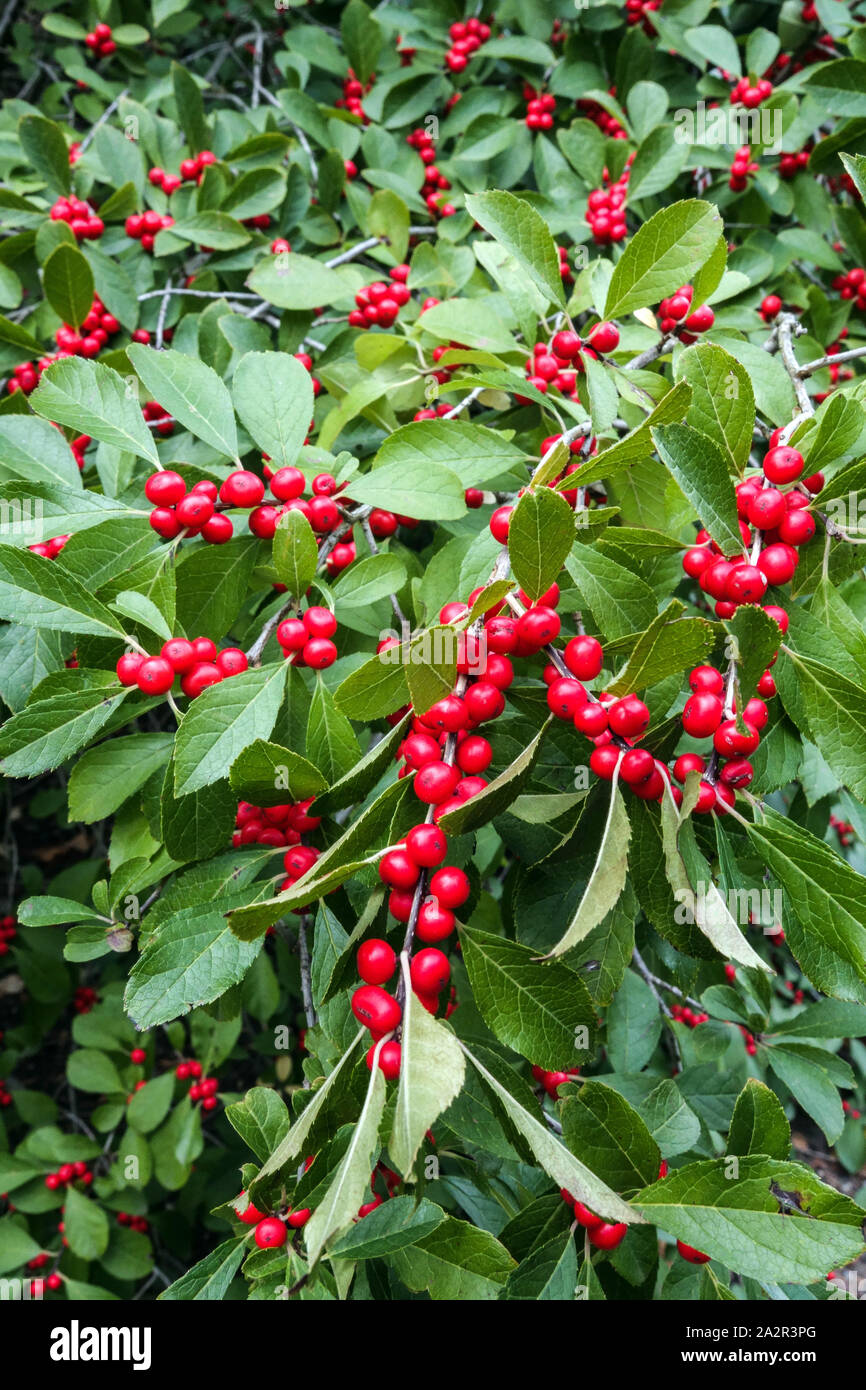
[1,0,866,1305]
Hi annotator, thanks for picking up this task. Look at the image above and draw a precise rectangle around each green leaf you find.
[564,545,656,641]
[345,459,466,521]
[781,651,866,804]
[0,544,127,639]
[340,0,382,83]
[676,343,755,472]
[651,422,742,554]
[636,1157,866,1283]
[306,677,362,783]
[171,61,211,154]
[603,199,724,319]
[165,212,251,252]
[370,419,526,491]
[561,1081,660,1191]
[727,1079,791,1160]
[174,664,288,796]
[333,554,407,610]
[544,774,631,958]
[724,605,782,709]
[607,602,715,698]
[763,1043,847,1145]
[662,784,770,971]
[803,59,866,117]
[502,1232,579,1301]
[160,1239,246,1300]
[254,1032,364,1182]
[62,1185,110,1261]
[42,244,95,331]
[606,970,663,1072]
[309,716,409,819]
[68,733,174,823]
[126,1072,176,1134]
[743,809,866,989]
[273,508,318,598]
[390,955,465,1178]
[462,1043,637,1224]
[404,625,458,718]
[232,351,313,471]
[508,488,575,601]
[246,253,357,312]
[29,359,159,465]
[333,648,410,721]
[127,345,239,459]
[225,1088,290,1164]
[67,1048,123,1094]
[111,589,173,643]
[461,926,596,1070]
[304,1048,387,1265]
[439,718,553,836]
[176,537,259,639]
[125,904,262,1028]
[0,684,133,777]
[18,114,70,195]
[464,189,566,309]
[229,739,326,805]
[330,1196,444,1260]
[0,415,83,489]
[391,1215,516,1299]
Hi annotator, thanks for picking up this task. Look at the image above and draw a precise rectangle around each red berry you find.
[351,985,402,1033]
[116,653,143,685]
[763,446,804,485]
[366,1040,402,1078]
[410,947,450,993]
[145,470,185,505]
[136,656,175,695]
[254,1217,287,1249]
[405,823,448,868]
[357,939,396,986]
[161,638,197,673]
[564,635,604,680]
[428,865,469,910]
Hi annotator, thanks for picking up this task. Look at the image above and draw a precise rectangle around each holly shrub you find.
[1,0,866,1309]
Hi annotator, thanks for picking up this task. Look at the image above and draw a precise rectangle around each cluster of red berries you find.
[0,915,17,957]
[624,0,661,32]
[738,1024,759,1056]
[670,1002,710,1028]
[48,193,103,240]
[278,843,322,905]
[276,606,339,669]
[146,467,276,543]
[116,1211,150,1232]
[576,95,627,140]
[728,144,760,192]
[84,21,115,56]
[522,323,620,399]
[586,158,632,244]
[348,265,411,328]
[249,1202,311,1248]
[832,266,866,310]
[149,149,217,197]
[0,1079,11,1108]
[29,1271,63,1296]
[175,1059,220,1111]
[125,209,174,253]
[247,464,342,541]
[73,986,97,1014]
[531,1065,581,1098]
[7,295,120,397]
[28,534,69,560]
[842,1099,863,1120]
[657,285,714,341]
[568,1190,627,1250]
[783,980,804,1005]
[141,399,174,439]
[730,76,773,107]
[524,88,556,130]
[778,146,811,180]
[445,15,492,71]
[405,128,455,216]
[551,17,567,44]
[830,812,855,850]
[45,1161,93,1192]
[117,636,247,699]
[336,68,373,121]
[233,797,321,849]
